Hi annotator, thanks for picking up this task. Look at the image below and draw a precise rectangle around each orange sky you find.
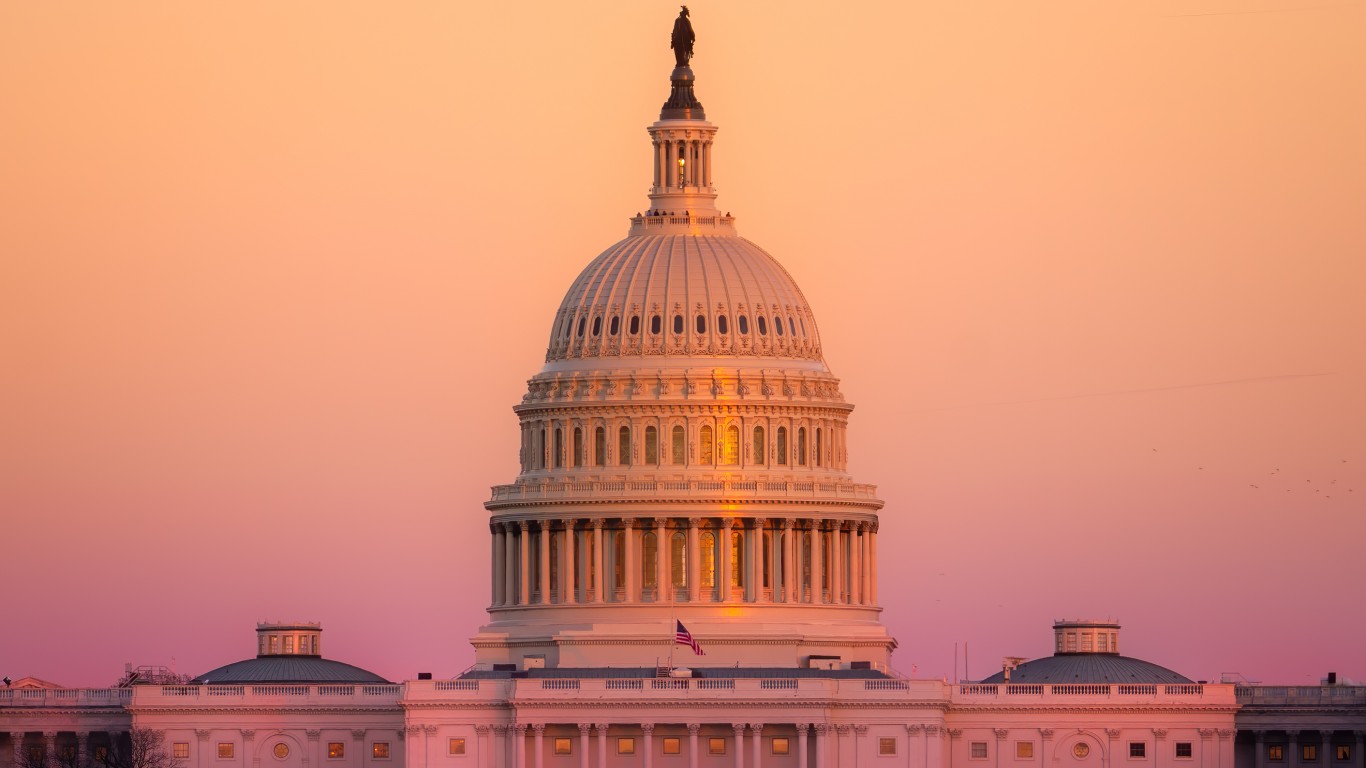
[2,1,1363,687]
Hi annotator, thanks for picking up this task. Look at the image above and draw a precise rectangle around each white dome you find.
[544,234,823,367]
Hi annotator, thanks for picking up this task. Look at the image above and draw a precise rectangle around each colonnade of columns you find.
[490,516,878,609]
[7,731,124,768]
[477,722,841,768]
[1251,730,1366,768]
[651,135,713,191]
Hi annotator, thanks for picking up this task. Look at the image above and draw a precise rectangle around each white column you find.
[750,725,763,768]
[539,522,552,604]
[532,726,544,768]
[831,524,843,603]
[503,523,517,605]
[492,526,502,606]
[596,725,608,768]
[744,520,757,602]
[688,725,701,768]
[565,518,577,604]
[719,518,734,602]
[797,726,809,768]
[755,520,770,603]
[782,520,796,603]
[656,518,669,602]
[815,725,828,768]
[733,725,745,768]
[812,521,824,604]
[705,140,713,188]
[492,726,507,768]
[624,519,637,602]
[906,726,923,768]
[869,522,879,605]
[592,519,605,603]
[519,521,531,605]
[687,519,701,602]
[641,725,655,768]
[577,725,591,768]
[848,522,862,605]
[513,725,527,768]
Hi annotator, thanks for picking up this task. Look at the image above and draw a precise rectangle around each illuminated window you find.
[554,739,571,756]
[662,739,681,755]
[617,738,635,755]
[1175,744,1192,759]
[797,427,807,465]
[1017,742,1034,759]
[699,425,714,464]
[776,427,788,464]
[671,426,685,465]
[94,749,108,763]
[708,738,726,755]
[721,424,739,465]
[1130,743,1146,759]
[609,316,619,336]
[1336,746,1351,762]
[259,636,268,654]
[573,427,582,467]
[730,529,743,588]
[757,316,768,335]
[670,532,687,588]
[618,426,630,466]
[284,636,294,653]
[448,739,465,756]
[594,427,605,467]
[270,636,280,654]
[774,315,784,336]
[328,743,345,759]
[753,426,765,464]
[700,531,716,589]
[738,315,749,334]
[372,743,390,760]
[971,743,988,760]
[174,744,190,759]
[273,744,289,760]
[771,738,789,756]
[650,314,661,335]
[879,739,897,756]
[645,426,658,464]
[717,315,728,334]
[218,744,235,760]
[1303,746,1318,762]
[642,532,658,589]
[673,314,683,334]
[1269,746,1284,762]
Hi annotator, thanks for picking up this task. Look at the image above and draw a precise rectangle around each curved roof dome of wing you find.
[191,657,390,685]
[979,654,1192,685]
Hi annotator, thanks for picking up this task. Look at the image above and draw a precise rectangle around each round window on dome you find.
[591,317,602,337]
[738,315,749,334]
[673,314,684,334]
[717,315,728,334]
[757,316,768,335]
[695,315,706,334]
[609,316,619,336]
[774,316,784,336]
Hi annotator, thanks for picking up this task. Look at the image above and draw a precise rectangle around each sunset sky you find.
[2,1,1363,687]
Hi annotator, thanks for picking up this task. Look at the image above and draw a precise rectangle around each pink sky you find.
[2,1,1363,688]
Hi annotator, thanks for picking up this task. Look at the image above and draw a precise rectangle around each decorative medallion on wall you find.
[273,744,290,760]
[1072,743,1090,759]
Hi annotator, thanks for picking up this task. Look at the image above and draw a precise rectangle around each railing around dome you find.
[953,683,1211,700]
[127,684,404,707]
[489,479,880,504]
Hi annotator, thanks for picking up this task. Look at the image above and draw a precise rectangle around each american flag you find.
[675,621,705,655]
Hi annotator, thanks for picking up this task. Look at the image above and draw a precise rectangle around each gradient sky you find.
[2,1,1363,688]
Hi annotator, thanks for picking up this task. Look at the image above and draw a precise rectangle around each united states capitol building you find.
[4,12,1361,768]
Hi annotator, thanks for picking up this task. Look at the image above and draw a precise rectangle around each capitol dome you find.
[981,619,1193,685]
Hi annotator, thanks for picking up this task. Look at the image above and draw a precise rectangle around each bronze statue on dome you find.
[671,6,695,67]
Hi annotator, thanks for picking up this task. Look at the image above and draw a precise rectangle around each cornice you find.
[486,497,884,512]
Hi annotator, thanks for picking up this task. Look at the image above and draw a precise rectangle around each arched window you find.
[609,316,620,336]
[695,314,706,334]
[721,424,739,465]
[671,425,685,465]
[642,532,658,590]
[594,427,606,467]
[591,316,601,337]
[629,315,640,335]
[799,317,807,336]
[797,427,807,465]
[699,425,714,464]
[573,427,583,467]
[753,426,766,464]
[700,531,716,590]
[815,428,823,466]
[774,316,784,336]
[671,532,687,589]
[673,314,684,334]
[645,426,659,464]
[776,426,787,465]
[576,317,586,337]
[536,428,546,469]
[731,530,744,590]
[553,428,563,468]
[651,314,662,334]
[762,530,772,590]
[789,317,797,336]
[738,315,749,334]
[618,426,630,466]
[757,316,768,336]
[613,531,625,599]
[717,315,729,334]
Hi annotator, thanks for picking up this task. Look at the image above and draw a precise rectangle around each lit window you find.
[776,427,788,464]
[373,743,390,760]
[1175,744,1192,759]
[721,424,739,465]
[753,426,765,464]
[699,425,714,464]
[879,739,897,756]
[617,738,635,755]
[448,739,465,756]
[554,739,571,756]
[1130,743,1147,759]
[662,739,681,755]
[645,426,658,464]
[708,738,726,755]
[328,743,345,759]
[218,744,235,760]
[671,426,685,465]
[1017,742,1034,759]
[618,426,630,466]
[173,744,190,759]
[573,427,582,467]
[270,636,280,654]
[971,743,988,760]
[594,427,605,467]
[772,738,789,756]
[797,427,807,465]
[285,636,294,653]
[717,315,728,334]
[1303,746,1318,762]
[273,744,289,760]
[1269,746,1284,762]
[94,749,108,763]
[738,315,749,334]
[1336,746,1351,762]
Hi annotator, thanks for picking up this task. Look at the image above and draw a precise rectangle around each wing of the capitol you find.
[4,11,1361,768]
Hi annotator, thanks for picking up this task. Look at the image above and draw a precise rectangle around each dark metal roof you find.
[460,667,890,680]
[191,657,390,685]
[980,654,1192,685]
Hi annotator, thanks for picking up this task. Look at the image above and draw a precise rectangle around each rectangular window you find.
[553,739,572,756]
[173,744,190,759]
[879,739,897,756]
[972,742,989,760]
[772,738,789,756]
[285,636,294,653]
[1176,743,1192,759]
[328,744,345,759]
[1336,746,1351,762]
[617,738,635,756]
[1130,743,1147,759]
[1269,746,1285,762]
[373,743,390,760]
[663,738,681,755]
[709,738,727,755]
[1017,742,1034,759]
[448,739,465,756]
[1303,746,1318,762]
[218,744,234,760]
